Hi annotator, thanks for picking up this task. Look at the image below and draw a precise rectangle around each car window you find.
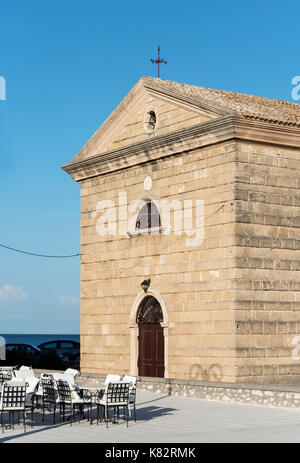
[60,342,73,349]
[43,342,58,349]
[25,346,37,354]
[6,345,18,352]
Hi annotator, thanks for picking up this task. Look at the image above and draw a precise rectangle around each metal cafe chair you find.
[121,376,139,422]
[97,382,131,428]
[24,377,40,426]
[56,380,87,423]
[41,376,58,424]
[74,386,104,424]
[0,381,27,433]
[79,387,98,422]
[34,373,53,408]
[128,383,137,422]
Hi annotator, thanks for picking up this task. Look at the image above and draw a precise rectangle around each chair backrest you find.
[64,368,79,379]
[0,382,26,410]
[41,376,57,403]
[56,380,72,403]
[35,373,52,396]
[19,365,32,371]
[120,376,137,395]
[104,374,121,385]
[15,369,35,381]
[0,369,13,384]
[25,376,40,394]
[51,372,76,389]
[106,382,130,405]
[40,374,54,386]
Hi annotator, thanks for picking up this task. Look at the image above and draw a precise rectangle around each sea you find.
[0,334,80,347]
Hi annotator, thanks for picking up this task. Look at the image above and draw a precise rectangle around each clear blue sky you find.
[0,0,299,333]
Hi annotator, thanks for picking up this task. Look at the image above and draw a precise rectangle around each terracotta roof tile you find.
[143,77,300,126]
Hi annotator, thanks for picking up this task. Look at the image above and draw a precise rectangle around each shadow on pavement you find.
[0,402,176,442]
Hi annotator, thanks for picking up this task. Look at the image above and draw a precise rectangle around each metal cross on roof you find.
[150,46,167,78]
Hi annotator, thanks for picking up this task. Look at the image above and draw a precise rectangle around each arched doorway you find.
[136,295,164,378]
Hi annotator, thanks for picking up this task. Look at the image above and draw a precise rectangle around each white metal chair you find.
[56,379,87,423]
[97,382,131,428]
[24,377,40,426]
[41,376,58,423]
[0,381,27,433]
[121,376,138,422]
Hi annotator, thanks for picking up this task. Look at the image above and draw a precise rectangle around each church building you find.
[63,77,300,385]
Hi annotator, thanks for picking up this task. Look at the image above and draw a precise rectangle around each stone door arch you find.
[129,288,169,378]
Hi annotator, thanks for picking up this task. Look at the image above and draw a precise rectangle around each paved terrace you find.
[1,390,300,443]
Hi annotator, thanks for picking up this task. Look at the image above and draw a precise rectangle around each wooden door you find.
[138,324,164,378]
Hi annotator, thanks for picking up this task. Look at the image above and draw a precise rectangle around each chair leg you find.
[96,404,102,425]
[97,404,104,425]
[96,405,99,425]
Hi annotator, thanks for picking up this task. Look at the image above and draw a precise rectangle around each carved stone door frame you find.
[129,288,169,378]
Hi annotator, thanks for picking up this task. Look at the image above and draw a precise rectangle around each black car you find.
[38,340,80,368]
[0,343,67,369]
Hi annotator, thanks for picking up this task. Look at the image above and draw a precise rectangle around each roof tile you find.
[143,77,300,126]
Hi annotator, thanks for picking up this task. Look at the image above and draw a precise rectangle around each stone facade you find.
[235,141,300,384]
[63,77,300,385]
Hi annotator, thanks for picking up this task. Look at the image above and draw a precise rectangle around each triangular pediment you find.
[72,77,233,163]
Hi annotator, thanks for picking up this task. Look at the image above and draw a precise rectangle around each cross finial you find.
[150,46,167,78]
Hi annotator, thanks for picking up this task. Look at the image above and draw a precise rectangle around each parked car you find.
[0,343,67,369]
[38,340,80,368]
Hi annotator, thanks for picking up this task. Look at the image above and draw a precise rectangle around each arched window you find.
[135,200,161,231]
[136,296,163,324]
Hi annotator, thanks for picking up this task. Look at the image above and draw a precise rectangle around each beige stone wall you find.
[80,140,238,382]
[82,88,214,158]
[234,141,300,384]
[107,97,211,151]
[79,137,300,385]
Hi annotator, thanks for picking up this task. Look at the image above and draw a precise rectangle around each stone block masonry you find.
[62,77,300,386]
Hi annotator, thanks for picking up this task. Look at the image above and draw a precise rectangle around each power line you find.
[0,242,81,258]
[0,204,225,260]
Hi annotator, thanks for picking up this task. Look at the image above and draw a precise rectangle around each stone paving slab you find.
[1,390,300,443]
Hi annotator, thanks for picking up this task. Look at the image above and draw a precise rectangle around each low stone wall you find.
[77,372,300,409]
